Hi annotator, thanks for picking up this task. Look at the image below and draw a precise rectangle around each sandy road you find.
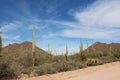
[20,61,120,80]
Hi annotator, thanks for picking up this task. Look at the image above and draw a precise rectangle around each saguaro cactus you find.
[79,40,84,60]
[0,32,2,54]
[87,42,89,54]
[32,27,36,67]
[48,43,52,54]
[109,46,112,55]
[65,43,68,61]
[80,40,83,54]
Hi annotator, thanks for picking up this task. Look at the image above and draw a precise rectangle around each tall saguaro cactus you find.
[65,43,68,61]
[87,42,89,54]
[79,40,84,59]
[80,40,83,54]
[32,27,36,67]
[0,32,2,54]
[48,43,51,54]
[109,46,112,55]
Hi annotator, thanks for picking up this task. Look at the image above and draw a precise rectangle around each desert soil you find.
[19,61,120,80]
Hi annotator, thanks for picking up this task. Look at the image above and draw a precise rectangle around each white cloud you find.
[2,34,20,40]
[1,21,22,32]
[62,28,120,39]
[55,0,120,41]
[2,34,21,47]
[74,0,120,27]
[42,32,58,38]
[29,25,39,30]
[47,20,79,28]
[13,35,20,41]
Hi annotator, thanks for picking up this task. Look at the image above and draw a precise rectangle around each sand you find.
[19,61,120,80]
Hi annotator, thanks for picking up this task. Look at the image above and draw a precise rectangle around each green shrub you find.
[67,60,87,69]
[100,56,118,63]
[35,63,56,76]
[0,54,18,80]
[52,55,65,62]
[35,60,87,76]
[0,63,17,80]
[113,51,120,58]
[70,53,82,61]
[21,67,33,76]
[86,58,103,66]
[77,62,87,69]
[34,54,53,65]
[54,61,75,72]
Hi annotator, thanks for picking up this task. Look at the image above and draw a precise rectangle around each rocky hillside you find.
[2,41,48,55]
[88,42,120,52]
[82,42,120,58]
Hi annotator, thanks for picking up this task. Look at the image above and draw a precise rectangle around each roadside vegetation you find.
[0,28,120,80]
[0,42,120,80]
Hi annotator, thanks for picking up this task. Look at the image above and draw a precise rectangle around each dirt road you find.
[20,61,120,80]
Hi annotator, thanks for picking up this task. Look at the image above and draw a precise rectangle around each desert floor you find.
[20,61,120,80]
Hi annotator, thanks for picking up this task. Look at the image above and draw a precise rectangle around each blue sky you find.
[0,0,120,55]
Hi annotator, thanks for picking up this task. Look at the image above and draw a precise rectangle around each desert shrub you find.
[35,60,87,76]
[35,63,57,76]
[43,63,56,74]
[77,62,87,69]
[35,66,46,75]
[52,55,65,62]
[0,56,18,80]
[88,52,103,58]
[67,60,87,69]
[21,67,33,76]
[0,53,26,80]
[86,58,103,66]
[0,64,17,80]
[113,51,120,58]
[100,56,118,63]
[70,53,82,61]
[67,60,78,68]
[54,61,75,72]
[34,53,53,65]
[17,52,33,67]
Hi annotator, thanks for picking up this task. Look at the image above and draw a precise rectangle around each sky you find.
[0,0,120,55]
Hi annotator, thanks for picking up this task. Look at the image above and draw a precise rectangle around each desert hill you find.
[88,42,120,52]
[1,41,48,55]
[82,42,120,58]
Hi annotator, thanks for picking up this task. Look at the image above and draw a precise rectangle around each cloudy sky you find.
[0,0,120,54]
